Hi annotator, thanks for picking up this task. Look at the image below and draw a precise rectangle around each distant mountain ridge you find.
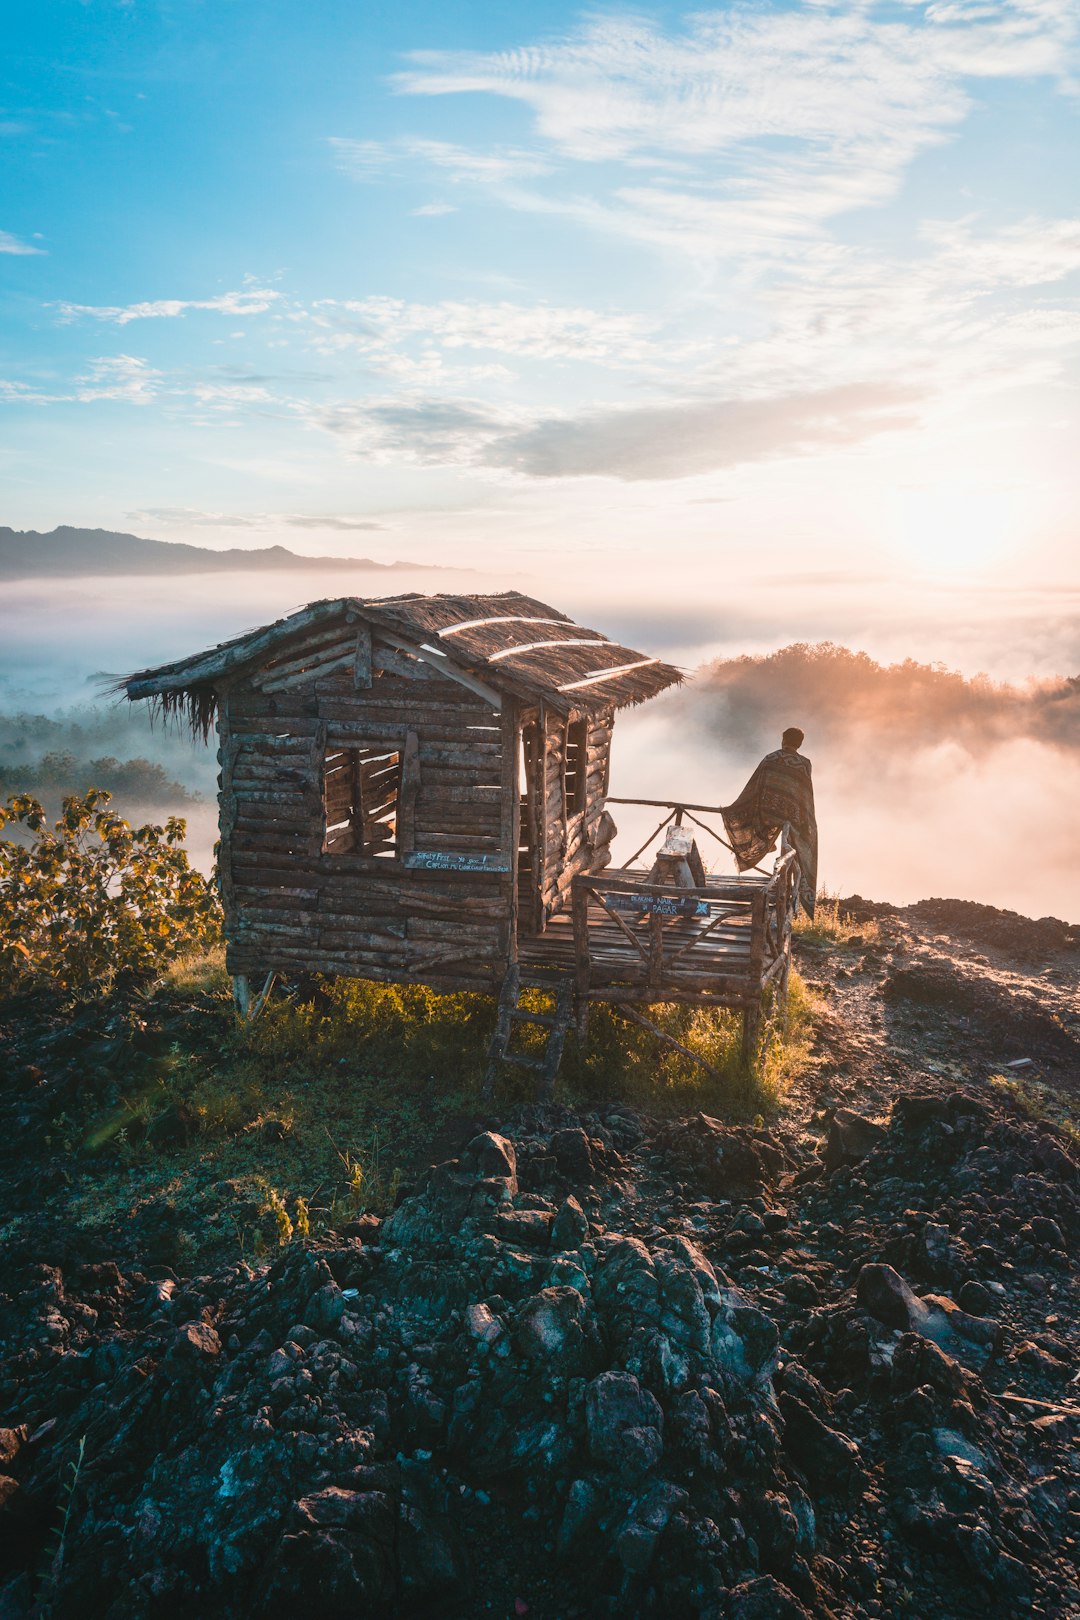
[0,526,436,578]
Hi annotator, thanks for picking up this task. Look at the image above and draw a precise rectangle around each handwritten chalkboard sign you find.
[606,893,712,918]
[404,850,511,873]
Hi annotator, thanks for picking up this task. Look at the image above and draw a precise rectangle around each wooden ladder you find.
[483,964,575,1100]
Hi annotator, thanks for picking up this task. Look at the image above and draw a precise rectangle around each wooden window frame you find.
[322,731,419,859]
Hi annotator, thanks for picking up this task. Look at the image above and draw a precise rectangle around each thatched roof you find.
[119,592,683,736]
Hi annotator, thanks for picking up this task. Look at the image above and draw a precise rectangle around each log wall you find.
[219,641,518,989]
[534,706,615,925]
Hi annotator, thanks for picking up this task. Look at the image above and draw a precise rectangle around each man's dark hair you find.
[782,726,805,750]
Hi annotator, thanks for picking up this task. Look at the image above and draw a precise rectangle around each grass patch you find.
[559,968,819,1116]
[988,1072,1079,1140]
[57,961,822,1267]
[161,944,229,997]
[795,891,881,948]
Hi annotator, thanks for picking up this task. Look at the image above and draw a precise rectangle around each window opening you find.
[323,744,401,857]
[565,717,589,818]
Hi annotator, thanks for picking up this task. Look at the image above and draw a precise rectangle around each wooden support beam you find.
[614,1004,726,1084]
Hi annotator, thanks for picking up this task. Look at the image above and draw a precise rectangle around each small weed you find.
[795,891,880,948]
[262,1185,294,1247]
[330,1128,402,1223]
[38,1433,86,1592]
[988,1073,1078,1136]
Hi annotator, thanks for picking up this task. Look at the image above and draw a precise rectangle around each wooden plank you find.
[228,788,309,808]
[397,729,419,857]
[260,647,356,694]
[227,724,321,745]
[414,833,501,853]
[572,881,591,1002]
[575,872,765,900]
[374,628,504,710]
[416,742,502,768]
[407,918,501,944]
[325,698,493,725]
[354,624,372,690]
[372,644,440,682]
[128,603,349,697]
[317,923,408,946]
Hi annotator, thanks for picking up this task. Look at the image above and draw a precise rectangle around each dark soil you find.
[1,896,1078,1619]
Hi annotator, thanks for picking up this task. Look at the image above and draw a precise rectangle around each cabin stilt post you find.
[233,971,276,1023]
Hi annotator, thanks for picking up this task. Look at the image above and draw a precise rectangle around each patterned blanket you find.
[721,747,818,916]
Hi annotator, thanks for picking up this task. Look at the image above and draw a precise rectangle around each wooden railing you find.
[605,795,772,876]
[570,844,800,1005]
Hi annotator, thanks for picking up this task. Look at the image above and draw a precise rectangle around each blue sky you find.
[3,0,1080,599]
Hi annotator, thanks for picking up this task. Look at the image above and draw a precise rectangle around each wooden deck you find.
[518,853,799,1010]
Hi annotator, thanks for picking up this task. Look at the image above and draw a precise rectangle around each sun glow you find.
[884,478,1024,573]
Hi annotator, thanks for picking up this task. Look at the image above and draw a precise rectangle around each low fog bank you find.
[4,564,1080,919]
[681,642,1080,756]
[0,567,489,712]
[610,644,1080,920]
[0,705,218,800]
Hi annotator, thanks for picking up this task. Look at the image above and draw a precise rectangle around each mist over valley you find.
[5,557,1078,918]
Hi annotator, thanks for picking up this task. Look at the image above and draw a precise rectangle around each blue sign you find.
[605,893,712,918]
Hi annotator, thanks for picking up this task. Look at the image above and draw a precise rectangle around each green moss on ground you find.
[18,952,820,1271]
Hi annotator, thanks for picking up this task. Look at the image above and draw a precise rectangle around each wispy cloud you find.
[308,294,661,363]
[483,384,923,481]
[56,287,281,325]
[313,395,511,465]
[390,5,1079,259]
[329,135,552,185]
[0,229,44,256]
[75,354,161,404]
[130,507,387,531]
[310,381,922,480]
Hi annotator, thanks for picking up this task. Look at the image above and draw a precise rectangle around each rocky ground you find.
[1,896,1078,1618]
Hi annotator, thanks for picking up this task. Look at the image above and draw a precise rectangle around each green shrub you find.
[0,789,221,996]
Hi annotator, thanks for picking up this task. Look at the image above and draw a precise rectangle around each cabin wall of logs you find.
[518,705,615,933]
[122,591,683,999]
[215,625,616,990]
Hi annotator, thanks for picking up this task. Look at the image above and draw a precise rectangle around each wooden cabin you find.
[122,591,801,1092]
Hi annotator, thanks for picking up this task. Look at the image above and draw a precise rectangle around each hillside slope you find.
[0,900,1077,1618]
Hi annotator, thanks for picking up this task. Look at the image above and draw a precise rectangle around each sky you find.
[3,0,1080,631]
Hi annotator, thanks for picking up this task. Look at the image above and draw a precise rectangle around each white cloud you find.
[56,287,282,325]
[309,381,922,480]
[483,384,923,480]
[329,135,552,185]
[313,395,511,464]
[921,215,1080,289]
[0,378,56,402]
[391,5,1079,258]
[311,294,661,363]
[187,381,274,405]
[0,229,44,256]
[76,354,161,405]
[412,202,458,216]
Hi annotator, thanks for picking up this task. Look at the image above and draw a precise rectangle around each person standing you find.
[721,727,818,916]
